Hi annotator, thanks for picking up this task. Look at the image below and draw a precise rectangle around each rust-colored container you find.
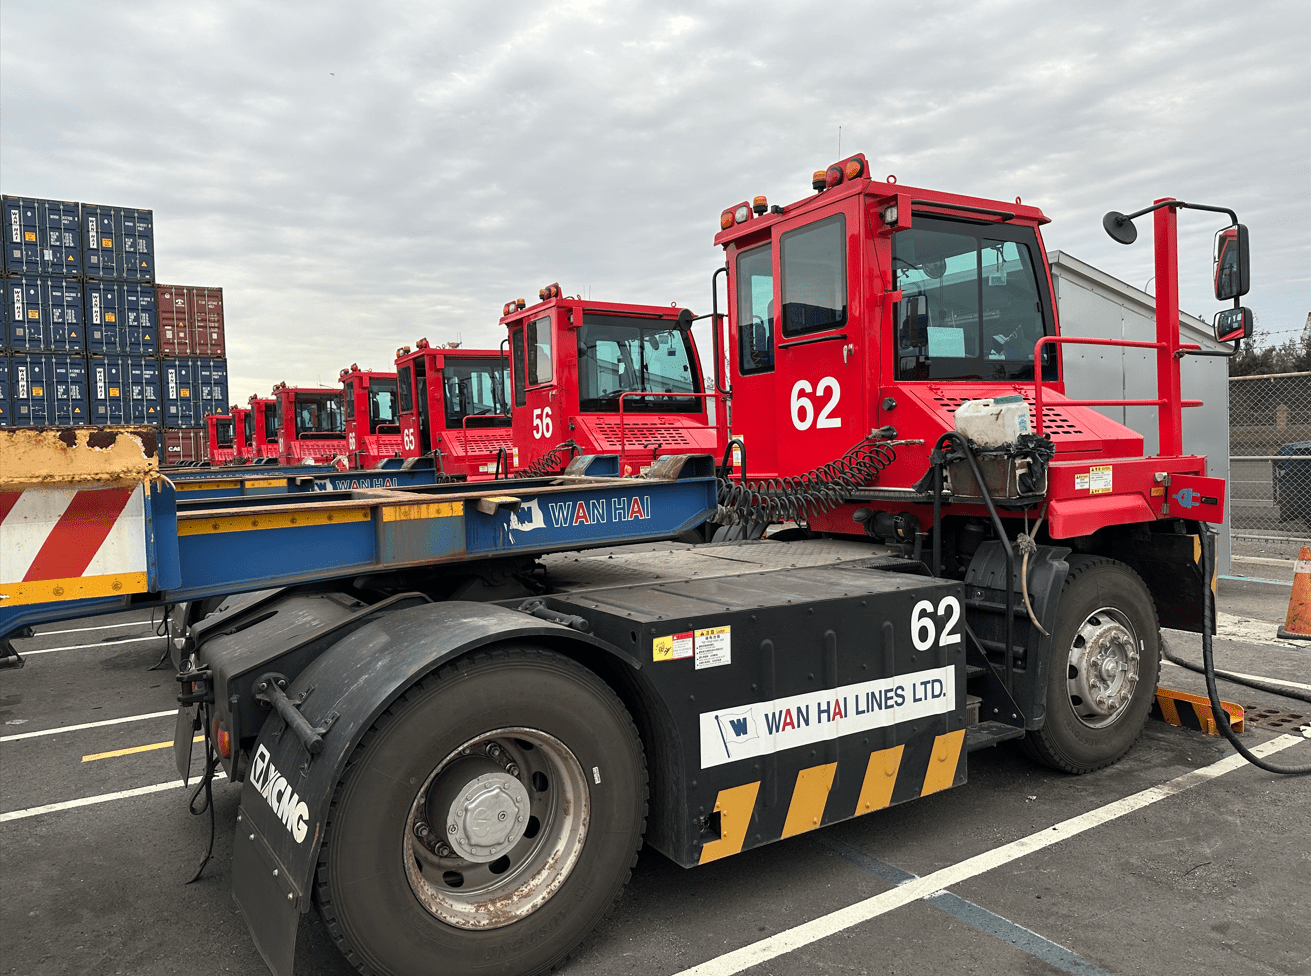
[156,284,225,358]
[163,427,207,464]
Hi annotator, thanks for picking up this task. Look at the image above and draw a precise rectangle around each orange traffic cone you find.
[1277,546,1311,639]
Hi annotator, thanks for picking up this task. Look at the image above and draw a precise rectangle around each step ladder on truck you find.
[0,169,1267,976]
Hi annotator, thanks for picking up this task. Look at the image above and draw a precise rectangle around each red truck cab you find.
[245,396,279,461]
[395,339,512,478]
[205,411,237,465]
[270,382,347,465]
[340,365,402,468]
[713,152,1212,545]
[499,287,722,476]
[228,406,251,462]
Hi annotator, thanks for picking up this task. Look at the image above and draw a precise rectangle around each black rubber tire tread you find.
[313,645,648,976]
[1023,555,1162,774]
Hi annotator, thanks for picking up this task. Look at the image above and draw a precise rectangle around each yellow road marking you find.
[82,735,201,762]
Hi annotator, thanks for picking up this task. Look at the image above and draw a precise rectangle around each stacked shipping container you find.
[1,194,229,463]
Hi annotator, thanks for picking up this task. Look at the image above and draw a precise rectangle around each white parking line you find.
[1162,659,1311,692]
[674,734,1304,976]
[0,771,228,823]
[27,621,155,637]
[1,710,177,743]
[18,635,165,657]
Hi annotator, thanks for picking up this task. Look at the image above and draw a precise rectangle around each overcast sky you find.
[3,0,1308,404]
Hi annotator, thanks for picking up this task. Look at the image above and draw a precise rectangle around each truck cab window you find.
[736,245,774,374]
[893,216,1054,382]
[443,359,510,428]
[369,379,399,433]
[398,366,414,413]
[511,328,527,407]
[244,412,253,444]
[527,316,552,385]
[215,419,234,447]
[265,404,279,442]
[577,314,702,413]
[294,395,345,435]
[781,214,847,336]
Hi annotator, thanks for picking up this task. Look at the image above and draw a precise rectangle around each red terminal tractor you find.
[498,283,724,477]
[339,364,402,469]
[244,394,280,462]
[269,381,347,465]
[710,151,1247,771]
[394,338,513,479]
[204,409,238,465]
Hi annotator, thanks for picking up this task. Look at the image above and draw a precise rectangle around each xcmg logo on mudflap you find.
[250,744,310,843]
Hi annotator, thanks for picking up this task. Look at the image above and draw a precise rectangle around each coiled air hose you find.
[1193,525,1310,774]
[714,436,897,526]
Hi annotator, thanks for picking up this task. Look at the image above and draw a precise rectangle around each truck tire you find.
[315,646,647,976]
[1024,555,1161,774]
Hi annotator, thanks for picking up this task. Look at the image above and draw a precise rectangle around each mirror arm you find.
[1122,199,1239,227]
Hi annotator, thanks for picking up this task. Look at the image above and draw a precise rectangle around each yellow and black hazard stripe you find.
[1151,687,1244,736]
[698,728,966,865]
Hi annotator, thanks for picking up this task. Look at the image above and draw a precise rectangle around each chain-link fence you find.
[1230,371,1311,561]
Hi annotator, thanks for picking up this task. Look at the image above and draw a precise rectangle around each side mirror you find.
[1213,307,1253,343]
[1213,224,1249,301]
[676,308,694,330]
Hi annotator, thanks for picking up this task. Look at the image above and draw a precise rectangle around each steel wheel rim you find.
[1065,605,1141,729]
[403,726,589,930]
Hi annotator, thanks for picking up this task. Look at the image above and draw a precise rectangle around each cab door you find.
[770,205,867,478]
[511,313,557,470]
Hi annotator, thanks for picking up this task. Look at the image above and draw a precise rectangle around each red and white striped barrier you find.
[0,485,148,607]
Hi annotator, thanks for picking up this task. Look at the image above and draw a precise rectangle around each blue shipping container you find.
[4,276,85,352]
[0,357,9,426]
[9,353,89,426]
[198,358,229,411]
[2,196,82,276]
[162,357,204,427]
[84,281,158,355]
[88,355,161,425]
[82,204,154,281]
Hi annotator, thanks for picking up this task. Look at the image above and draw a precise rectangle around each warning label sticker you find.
[694,626,731,670]
[1075,466,1113,494]
[654,626,732,668]
[653,631,694,662]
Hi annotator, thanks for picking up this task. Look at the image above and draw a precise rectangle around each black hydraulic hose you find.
[1198,526,1310,775]
[937,432,1016,694]
[1164,641,1311,705]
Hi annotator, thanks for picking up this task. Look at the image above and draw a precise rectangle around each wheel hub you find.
[1067,609,1140,727]
[432,765,530,862]
[405,728,589,930]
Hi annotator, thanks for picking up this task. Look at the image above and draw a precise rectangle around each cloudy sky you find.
[3,0,1308,404]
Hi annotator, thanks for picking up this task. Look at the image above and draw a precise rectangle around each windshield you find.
[893,216,1054,382]
[443,359,510,428]
[294,394,345,436]
[214,419,234,447]
[369,379,399,433]
[244,411,253,444]
[264,403,278,442]
[577,314,702,413]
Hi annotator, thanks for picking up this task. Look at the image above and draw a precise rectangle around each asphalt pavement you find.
[1,580,1308,976]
